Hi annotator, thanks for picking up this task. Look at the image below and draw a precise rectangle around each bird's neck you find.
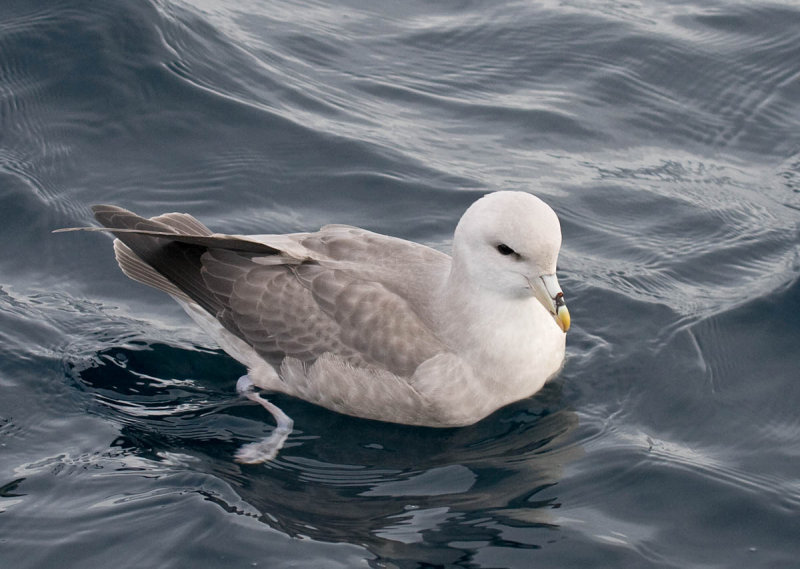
[436,265,566,388]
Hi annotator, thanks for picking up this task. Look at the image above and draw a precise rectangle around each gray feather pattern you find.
[60,191,570,434]
[92,214,448,378]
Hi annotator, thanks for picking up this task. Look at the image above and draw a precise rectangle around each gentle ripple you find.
[1,0,799,567]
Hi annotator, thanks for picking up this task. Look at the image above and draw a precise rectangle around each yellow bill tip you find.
[557,305,571,333]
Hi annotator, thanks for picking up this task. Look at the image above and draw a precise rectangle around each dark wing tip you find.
[91,204,139,228]
[53,205,134,234]
[91,204,120,213]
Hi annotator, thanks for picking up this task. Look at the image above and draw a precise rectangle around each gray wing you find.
[89,205,450,378]
[299,224,450,312]
[91,205,284,318]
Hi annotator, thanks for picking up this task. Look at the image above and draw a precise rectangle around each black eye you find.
[496,243,515,256]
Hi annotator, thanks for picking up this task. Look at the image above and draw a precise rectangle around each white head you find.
[451,191,570,332]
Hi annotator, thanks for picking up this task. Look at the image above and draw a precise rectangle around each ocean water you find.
[1,0,799,567]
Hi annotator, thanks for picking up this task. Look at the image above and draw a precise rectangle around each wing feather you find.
[87,205,452,379]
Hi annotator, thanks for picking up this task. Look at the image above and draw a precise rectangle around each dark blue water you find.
[2,1,799,567]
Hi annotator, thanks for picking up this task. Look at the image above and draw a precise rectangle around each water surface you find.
[1,1,799,567]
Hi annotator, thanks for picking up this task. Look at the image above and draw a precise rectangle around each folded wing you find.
[90,205,450,378]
